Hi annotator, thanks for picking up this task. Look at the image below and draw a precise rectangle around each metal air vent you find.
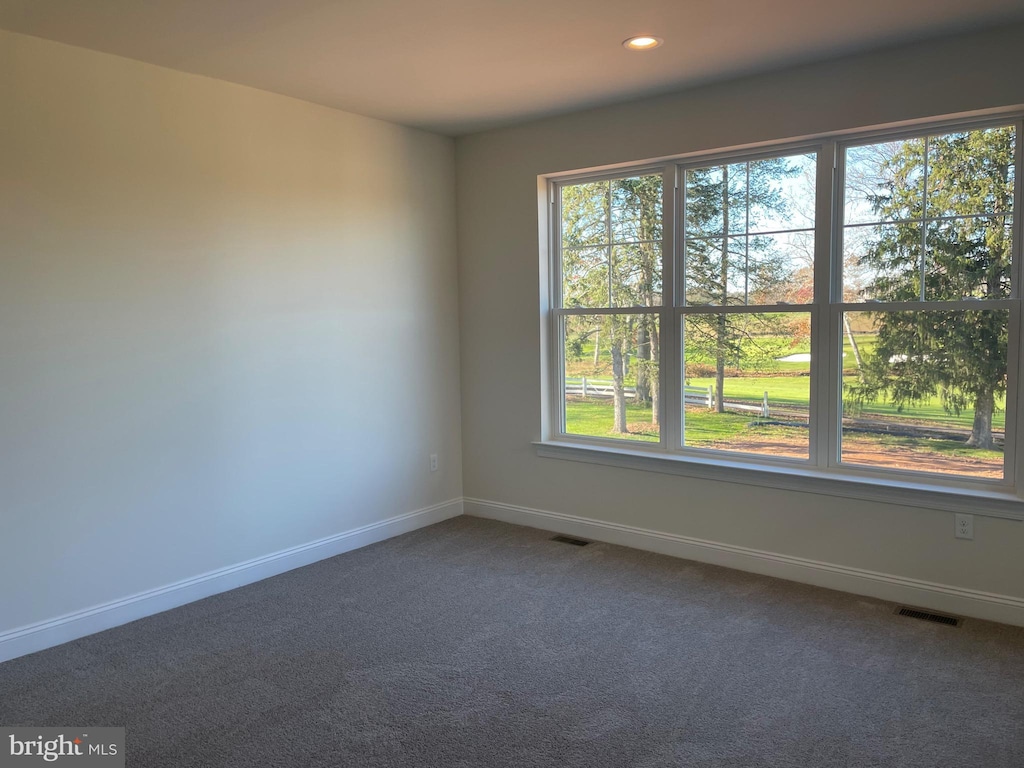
[551,535,590,546]
[895,606,962,627]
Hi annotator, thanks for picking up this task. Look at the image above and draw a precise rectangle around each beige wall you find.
[0,30,462,632]
[455,25,1024,598]
[4,20,1024,641]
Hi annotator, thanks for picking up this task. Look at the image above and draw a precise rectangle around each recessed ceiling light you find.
[623,36,663,51]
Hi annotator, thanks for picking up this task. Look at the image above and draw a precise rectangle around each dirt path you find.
[702,434,1002,479]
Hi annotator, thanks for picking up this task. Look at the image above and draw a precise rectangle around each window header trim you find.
[541,106,1024,185]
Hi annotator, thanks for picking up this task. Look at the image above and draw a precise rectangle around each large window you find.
[545,113,1024,511]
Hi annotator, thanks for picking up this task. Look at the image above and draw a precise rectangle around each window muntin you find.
[548,115,1023,494]
[684,231,816,306]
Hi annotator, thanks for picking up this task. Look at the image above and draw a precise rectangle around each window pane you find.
[684,237,742,305]
[747,152,817,234]
[561,182,608,247]
[748,231,814,304]
[684,164,746,237]
[611,175,663,242]
[841,309,1007,479]
[685,232,814,306]
[925,216,1012,300]
[563,313,660,442]
[843,223,923,302]
[682,312,811,459]
[561,175,662,308]
[844,139,925,226]
[562,246,609,308]
[612,243,662,307]
[925,126,1016,220]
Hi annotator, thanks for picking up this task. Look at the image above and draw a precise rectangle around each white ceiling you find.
[2,0,1023,135]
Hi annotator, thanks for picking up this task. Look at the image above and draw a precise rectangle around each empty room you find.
[2,1,1024,766]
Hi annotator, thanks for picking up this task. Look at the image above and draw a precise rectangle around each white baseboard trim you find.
[465,497,1024,628]
[0,498,463,664]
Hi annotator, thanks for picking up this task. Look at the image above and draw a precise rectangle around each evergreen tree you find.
[850,127,1015,449]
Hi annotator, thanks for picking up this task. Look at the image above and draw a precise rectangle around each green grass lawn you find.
[564,399,777,444]
[687,376,810,408]
[570,372,1005,433]
[844,388,1006,430]
[685,374,1005,430]
[565,398,1001,477]
[568,328,1005,434]
[564,400,660,442]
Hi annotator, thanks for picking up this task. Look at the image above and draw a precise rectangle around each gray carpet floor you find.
[2,516,1023,767]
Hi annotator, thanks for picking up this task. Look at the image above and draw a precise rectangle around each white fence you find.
[565,377,770,417]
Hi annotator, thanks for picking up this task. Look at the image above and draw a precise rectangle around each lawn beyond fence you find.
[566,377,771,416]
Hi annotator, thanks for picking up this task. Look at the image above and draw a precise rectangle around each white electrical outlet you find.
[954,513,974,540]
[429,453,438,472]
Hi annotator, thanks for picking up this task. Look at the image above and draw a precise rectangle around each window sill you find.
[534,440,1024,521]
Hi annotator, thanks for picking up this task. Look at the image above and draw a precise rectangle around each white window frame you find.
[538,108,1024,520]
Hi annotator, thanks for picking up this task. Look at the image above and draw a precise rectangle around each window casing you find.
[542,111,1024,518]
